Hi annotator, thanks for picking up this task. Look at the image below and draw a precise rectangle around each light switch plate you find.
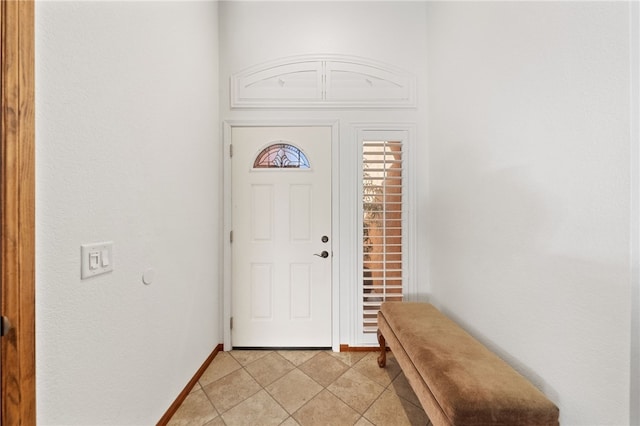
[81,242,113,279]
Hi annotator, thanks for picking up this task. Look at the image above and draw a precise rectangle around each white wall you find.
[35,2,220,424]
[219,0,430,347]
[426,2,632,425]
[632,2,640,423]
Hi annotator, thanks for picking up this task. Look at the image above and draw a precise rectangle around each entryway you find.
[230,126,333,347]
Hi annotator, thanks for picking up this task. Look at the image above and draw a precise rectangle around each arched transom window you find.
[253,142,310,169]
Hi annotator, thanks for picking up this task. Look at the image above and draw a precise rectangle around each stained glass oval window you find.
[253,143,310,169]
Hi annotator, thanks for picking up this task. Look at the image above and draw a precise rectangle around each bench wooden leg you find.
[377,329,387,368]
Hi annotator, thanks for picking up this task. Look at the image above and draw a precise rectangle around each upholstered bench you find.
[377,302,559,426]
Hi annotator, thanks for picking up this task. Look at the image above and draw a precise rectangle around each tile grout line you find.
[184,350,427,426]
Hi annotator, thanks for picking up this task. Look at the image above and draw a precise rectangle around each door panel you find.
[231,126,332,347]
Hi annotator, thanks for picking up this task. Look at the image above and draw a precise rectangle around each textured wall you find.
[35,2,220,424]
[426,2,632,424]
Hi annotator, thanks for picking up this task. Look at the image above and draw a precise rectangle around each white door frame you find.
[223,120,341,352]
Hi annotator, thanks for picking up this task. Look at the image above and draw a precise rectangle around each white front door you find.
[231,126,332,347]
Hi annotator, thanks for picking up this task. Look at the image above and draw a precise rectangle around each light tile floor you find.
[168,350,433,426]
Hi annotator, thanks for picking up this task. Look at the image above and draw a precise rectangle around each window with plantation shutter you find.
[362,139,404,333]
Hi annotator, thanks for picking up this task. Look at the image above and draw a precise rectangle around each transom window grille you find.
[362,140,404,333]
[253,142,310,169]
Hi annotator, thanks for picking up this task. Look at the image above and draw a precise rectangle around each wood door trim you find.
[1,0,36,424]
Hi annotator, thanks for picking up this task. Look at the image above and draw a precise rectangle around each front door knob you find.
[314,250,329,258]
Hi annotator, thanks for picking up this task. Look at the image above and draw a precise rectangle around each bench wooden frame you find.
[377,302,559,426]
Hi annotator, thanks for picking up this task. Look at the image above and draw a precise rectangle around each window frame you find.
[354,126,416,346]
[252,141,312,169]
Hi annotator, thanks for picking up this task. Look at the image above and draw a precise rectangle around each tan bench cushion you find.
[379,302,559,426]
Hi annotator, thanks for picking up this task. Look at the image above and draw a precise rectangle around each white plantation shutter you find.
[362,140,404,333]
